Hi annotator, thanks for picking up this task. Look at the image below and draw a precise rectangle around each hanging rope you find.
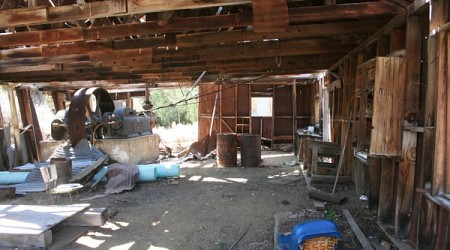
[275,56,282,68]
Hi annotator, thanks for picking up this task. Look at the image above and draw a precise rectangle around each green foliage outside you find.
[150,87,198,128]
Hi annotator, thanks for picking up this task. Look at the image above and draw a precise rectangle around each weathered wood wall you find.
[327,0,450,247]
[198,82,314,146]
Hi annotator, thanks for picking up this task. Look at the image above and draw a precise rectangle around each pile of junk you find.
[0,87,180,198]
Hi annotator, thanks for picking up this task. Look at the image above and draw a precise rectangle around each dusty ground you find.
[1,150,390,250]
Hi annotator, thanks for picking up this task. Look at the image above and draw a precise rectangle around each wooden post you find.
[418,196,438,249]
[447,36,450,193]
[395,15,422,240]
[395,131,417,237]
[16,89,35,162]
[389,27,406,52]
[321,77,331,142]
[271,84,275,148]
[234,84,238,133]
[7,84,22,167]
[368,157,382,211]
[431,0,448,195]
[51,91,66,111]
[219,84,222,133]
[434,206,449,249]
[0,97,7,170]
[293,80,297,154]
[378,158,397,224]
[376,36,390,56]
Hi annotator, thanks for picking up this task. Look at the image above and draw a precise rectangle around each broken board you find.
[0,204,90,248]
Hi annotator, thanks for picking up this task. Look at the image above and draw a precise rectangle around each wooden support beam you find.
[51,91,66,111]
[7,84,22,167]
[0,17,383,47]
[378,158,397,224]
[431,0,448,196]
[0,1,396,28]
[394,14,422,240]
[447,36,450,193]
[288,2,397,22]
[328,9,407,71]
[407,0,429,16]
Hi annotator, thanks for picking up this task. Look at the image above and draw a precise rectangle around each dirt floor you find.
[1,150,394,250]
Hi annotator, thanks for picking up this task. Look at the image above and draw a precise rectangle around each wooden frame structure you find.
[0,0,449,247]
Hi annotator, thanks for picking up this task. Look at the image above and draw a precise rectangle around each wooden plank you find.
[378,158,396,224]
[7,84,22,167]
[63,208,108,227]
[418,195,438,248]
[0,6,48,28]
[342,209,374,250]
[328,9,407,71]
[404,16,422,126]
[0,230,52,248]
[252,0,288,33]
[395,131,417,239]
[447,35,450,193]
[288,2,397,21]
[434,206,449,250]
[0,1,396,28]
[0,18,381,47]
[369,156,382,210]
[0,204,90,248]
[431,0,448,196]
[49,226,89,250]
[370,57,406,156]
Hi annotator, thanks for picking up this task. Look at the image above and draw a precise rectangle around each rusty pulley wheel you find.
[67,87,115,146]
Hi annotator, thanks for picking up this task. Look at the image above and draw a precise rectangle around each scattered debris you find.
[308,189,347,204]
[268,176,302,185]
[283,160,297,166]
[228,225,250,250]
[80,194,108,201]
[70,156,107,184]
[343,209,374,250]
[281,199,290,205]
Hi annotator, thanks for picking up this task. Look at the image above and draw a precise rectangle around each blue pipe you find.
[140,163,180,178]
[0,171,29,184]
[138,165,157,181]
[91,163,180,183]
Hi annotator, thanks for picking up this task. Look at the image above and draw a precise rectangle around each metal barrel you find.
[50,158,72,185]
[217,133,238,167]
[240,134,261,167]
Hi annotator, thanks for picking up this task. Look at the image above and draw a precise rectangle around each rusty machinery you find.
[51,87,156,146]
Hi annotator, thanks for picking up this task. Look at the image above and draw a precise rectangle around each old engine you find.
[102,107,152,139]
[50,87,155,145]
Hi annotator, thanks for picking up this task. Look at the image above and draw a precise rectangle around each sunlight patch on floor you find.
[148,245,170,250]
[76,236,105,248]
[267,170,301,179]
[110,241,135,250]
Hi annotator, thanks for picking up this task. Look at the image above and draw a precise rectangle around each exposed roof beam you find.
[0,36,354,59]
[328,9,407,71]
[0,1,396,30]
[0,2,396,47]
[0,0,250,28]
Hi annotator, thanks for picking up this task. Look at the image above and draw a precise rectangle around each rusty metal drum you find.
[217,133,238,167]
[240,134,261,167]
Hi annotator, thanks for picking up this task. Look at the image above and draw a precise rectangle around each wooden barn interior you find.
[0,0,449,249]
